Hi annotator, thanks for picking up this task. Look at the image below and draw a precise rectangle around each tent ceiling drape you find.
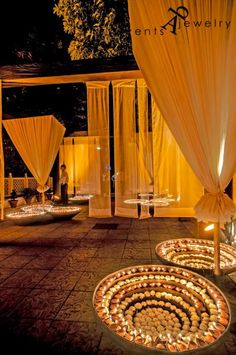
[1,71,142,89]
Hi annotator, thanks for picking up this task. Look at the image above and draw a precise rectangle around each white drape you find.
[137,79,152,219]
[128,0,236,224]
[152,98,203,217]
[113,79,138,218]
[87,81,111,217]
[3,116,65,192]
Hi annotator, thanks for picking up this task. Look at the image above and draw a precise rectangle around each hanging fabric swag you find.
[3,115,65,192]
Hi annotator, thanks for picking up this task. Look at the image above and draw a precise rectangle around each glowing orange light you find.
[204,224,215,232]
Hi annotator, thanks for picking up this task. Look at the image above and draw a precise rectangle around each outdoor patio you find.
[0,209,236,355]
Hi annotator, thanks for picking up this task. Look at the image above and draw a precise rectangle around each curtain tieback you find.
[194,191,236,224]
[37,185,49,193]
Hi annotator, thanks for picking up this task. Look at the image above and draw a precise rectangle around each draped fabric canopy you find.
[128,0,236,224]
[3,115,65,191]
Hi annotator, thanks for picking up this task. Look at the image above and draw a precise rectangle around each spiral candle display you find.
[93,265,230,353]
[155,239,236,273]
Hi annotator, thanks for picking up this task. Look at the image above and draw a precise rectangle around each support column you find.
[0,80,4,220]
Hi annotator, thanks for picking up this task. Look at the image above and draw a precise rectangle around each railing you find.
[4,173,53,196]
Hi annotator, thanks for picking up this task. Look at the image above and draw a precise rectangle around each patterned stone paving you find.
[0,208,235,354]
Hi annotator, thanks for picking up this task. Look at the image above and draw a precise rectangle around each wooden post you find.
[8,173,13,194]
[24,173,29,188]
[42,192,45,207]
[214,222,221,276]
[0,79,4,221]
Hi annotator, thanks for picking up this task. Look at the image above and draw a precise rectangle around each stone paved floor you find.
[0,208,236,354]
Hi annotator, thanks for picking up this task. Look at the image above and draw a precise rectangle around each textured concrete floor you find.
[0,208,235,355]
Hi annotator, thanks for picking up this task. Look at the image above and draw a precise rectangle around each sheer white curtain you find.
[87,81,111,217]
[128,0,236,274]
[113,80,138,218]
[152,99,203,217]
[59,137,75,194]
[128,0,236,224]
[137,79,152,219]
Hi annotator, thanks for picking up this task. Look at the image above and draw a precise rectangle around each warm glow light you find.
[53,195,60,200]
[205,224,215,232]
[155,238,236,272]
[93,265,230,352]
[69,194,93,202]
[218,134,226,177]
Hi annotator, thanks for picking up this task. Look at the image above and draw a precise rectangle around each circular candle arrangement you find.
[156,239,236,273]
[45,205,81,219]
[139,193,157,198]
[124,196,177,208]
[6,210,49,225]
[69,195,93,204]
[124,199,149,205]
[93,265,230,353]
[142,200,170,207]
[21,204,52,213]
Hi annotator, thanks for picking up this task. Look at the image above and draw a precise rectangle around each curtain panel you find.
[60,137,101,195]
[73,137,90,194]
[86,81,111,217]
[137,79,152,219]
[113,79,138,218]
[152,99,203,217]
[128,0,236,224]
[0,80,4,220]
[3,115,65,192]
[59,137,75,195]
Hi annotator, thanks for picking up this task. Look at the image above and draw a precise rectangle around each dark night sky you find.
[2,1,82,176]
[1,0,70,65]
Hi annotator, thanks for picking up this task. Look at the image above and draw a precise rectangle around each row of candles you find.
[6,203,82,220]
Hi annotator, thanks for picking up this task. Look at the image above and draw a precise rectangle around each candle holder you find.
[93,265,230,353]
[6,210,50,225]
[124,199,149,204]
[21,204,52,213]
[155,239,236,274]
[124,196,176,207]
[45,205,81,219]
[69,195,93,205]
